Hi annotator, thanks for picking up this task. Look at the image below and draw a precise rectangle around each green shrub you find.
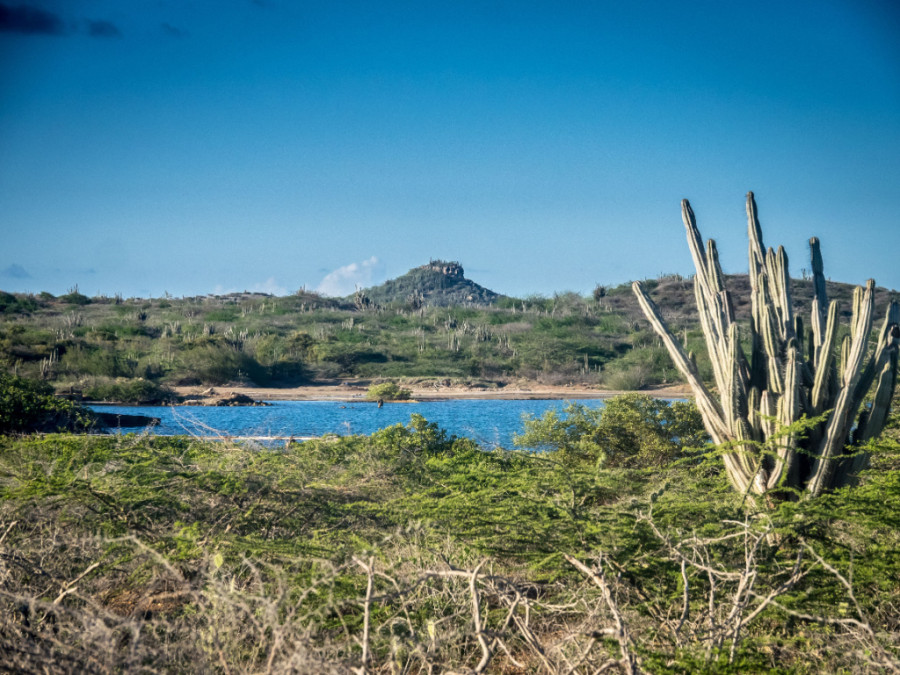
[59,290,92,305]
[83,377,176,404]
[602,346,674,389]
[60,345,136,378]
[514,393,708,467]
[171,340,266,385]
[366,381,412,401]
[0,292,38,315]
[0,374,93,433]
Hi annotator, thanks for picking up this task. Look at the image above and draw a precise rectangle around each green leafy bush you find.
[0,291,38,315]
[0,374,93,433]
[602,346,674,390]
[514,393,708,467]
[82,377,176,404]
[58,290,91,305]
[366,381,412,401]
[60,345,135,378]
[171,340,266,385]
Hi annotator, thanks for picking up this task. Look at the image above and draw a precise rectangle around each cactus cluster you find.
[633,192,900,497]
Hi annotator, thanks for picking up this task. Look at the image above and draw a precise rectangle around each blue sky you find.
[1,0,899,299]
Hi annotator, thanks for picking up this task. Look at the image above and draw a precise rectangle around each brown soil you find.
[173,380,692,405]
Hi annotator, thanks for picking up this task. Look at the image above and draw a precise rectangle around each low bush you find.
[170,340,267,385]
[0,291,38,315]
[514,393,708,467]
[366,381,412,401]
[58,290,92,305]
[0,373,94,433]
[82,377,177,404]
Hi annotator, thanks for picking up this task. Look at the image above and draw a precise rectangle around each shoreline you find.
[169,381,693,405]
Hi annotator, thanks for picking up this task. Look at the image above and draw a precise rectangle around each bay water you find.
[90,398,609,448]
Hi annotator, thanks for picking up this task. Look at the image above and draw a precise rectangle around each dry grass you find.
[2,513,897,674]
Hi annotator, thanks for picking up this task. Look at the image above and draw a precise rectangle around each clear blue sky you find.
[2,0,899,299]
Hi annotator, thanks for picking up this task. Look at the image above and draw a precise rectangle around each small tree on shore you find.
[366,381,411,401]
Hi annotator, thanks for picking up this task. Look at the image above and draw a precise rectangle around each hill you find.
[602,273,897,324]
[356,260,501,307]
[0,272,896,394]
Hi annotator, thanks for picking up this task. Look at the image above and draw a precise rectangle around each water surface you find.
[90,398,608,448]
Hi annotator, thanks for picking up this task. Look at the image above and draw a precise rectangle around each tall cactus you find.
[632,192,900,497]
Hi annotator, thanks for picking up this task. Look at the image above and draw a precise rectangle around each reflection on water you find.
[90,398,610,448]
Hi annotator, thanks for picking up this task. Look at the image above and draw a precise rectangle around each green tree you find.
[0,374,93,433]
[514,394,708,467]
[366,381,412,401]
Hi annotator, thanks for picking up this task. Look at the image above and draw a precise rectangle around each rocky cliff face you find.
[424,261,464,278]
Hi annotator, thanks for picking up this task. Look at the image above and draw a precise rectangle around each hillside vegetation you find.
[0,271,895,398]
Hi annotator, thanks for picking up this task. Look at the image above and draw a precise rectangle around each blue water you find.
[90,399,609,448]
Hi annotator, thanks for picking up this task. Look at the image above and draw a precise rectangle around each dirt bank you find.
[172,380,692,405]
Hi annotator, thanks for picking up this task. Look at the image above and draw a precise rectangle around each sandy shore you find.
[173,380,692,404]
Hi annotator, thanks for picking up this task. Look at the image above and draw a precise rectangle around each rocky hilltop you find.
[358,260,501,307]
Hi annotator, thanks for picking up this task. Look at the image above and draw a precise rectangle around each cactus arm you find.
[811,300,839,414]
[807,281,876,495]
[862,347,898,443]
[684,201,732,397]
[707,239,727,295]
[723,322,751,436]
[732,420,760,494]
[873,300,900,357]
[683,200,715,300]
[632,281,729,442]
[839,335,851,384]
[748,386,762,438]
[850,305,900,431]
[767,346,800,490]
[694,278,728,395]
[810,296,823,363]
[775,246,795,340]
[746,192,766,273]
[748,301,768,392]
[840,329,899,486]
[846,281,876,387]
[810,237,829,339]
[759,390,778,440]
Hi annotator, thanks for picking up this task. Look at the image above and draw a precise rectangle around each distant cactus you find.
[407,289,425,310]
[633,192,899,498]
[353,287,373,311]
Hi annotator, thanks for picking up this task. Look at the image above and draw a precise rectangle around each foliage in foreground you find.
[0,407,898,672]
[0,373,94,433]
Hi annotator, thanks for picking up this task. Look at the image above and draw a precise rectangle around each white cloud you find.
[316,256,382,297]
